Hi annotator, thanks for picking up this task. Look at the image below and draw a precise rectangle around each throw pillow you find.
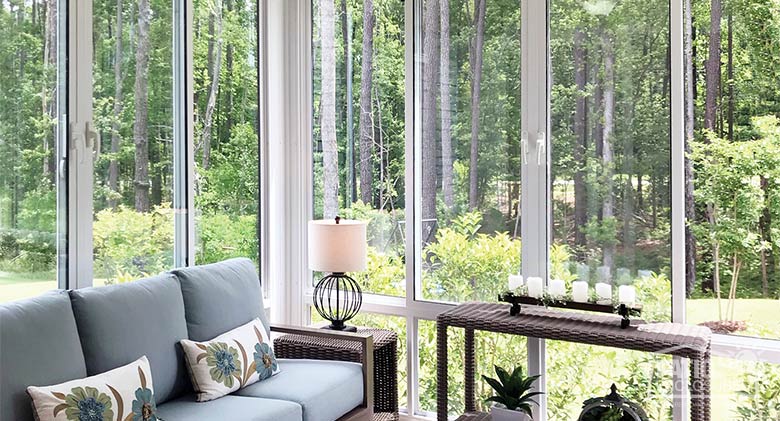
[27,356,159,421]
[180,318,279,401]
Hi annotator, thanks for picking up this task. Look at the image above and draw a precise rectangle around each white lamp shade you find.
[308,219,368,272]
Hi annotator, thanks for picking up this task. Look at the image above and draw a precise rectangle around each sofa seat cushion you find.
[233,359,363,421]
[171,258,270,341]
[156,394,302,421]
[0,291,87,421]
[69,274,190,404]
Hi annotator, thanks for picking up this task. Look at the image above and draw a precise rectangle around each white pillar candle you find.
[508,274,524,291]
[548,279,566,298]
[619,285,637,305]
[526,277,544,298]
[572,281,589,303]
[595,282,612,301]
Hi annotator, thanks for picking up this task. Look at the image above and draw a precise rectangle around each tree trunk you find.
[42,0,57,179]
[358,0,375,205]
[342,0,355,205]
[760,177,773,297]
[439,0,453,210]
[601,29,615,270]
[684,0,697,296]
[704,0,721,133]
[224,0,234,145]
[726,11,733,141]
[133,0,151,212]
[108,0,124,209]
[201,1,223,170]
[573,28,588,254]
[321,0,339,218]
[468,0,486,210]
[421,0,439,221]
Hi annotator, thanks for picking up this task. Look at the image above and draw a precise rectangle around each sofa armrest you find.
[270,324,374,412]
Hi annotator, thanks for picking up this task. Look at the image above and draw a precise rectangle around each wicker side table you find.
[437,302,712,421]
[274,327,399,421]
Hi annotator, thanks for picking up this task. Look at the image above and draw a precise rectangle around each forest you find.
[1,0,779,418]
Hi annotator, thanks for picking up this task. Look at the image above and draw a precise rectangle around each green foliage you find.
[92,206,174,281]
[196,212,258,264]
[482,365,542,417]
[0,229,56,273]
[734,363,780,420]
[424,212,521,302]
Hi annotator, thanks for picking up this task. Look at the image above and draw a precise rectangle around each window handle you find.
[521,131,529,165]
[86,121,100,163]
[536,131,546,166]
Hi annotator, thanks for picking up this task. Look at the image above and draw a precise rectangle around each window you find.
[311,0,407,297]
[685,0,780,340]
[0,0,67,302]
[418,0,522,304]
[92,0,176,284]
[300,0,780,419]
[550,0,671,323]
[193,0,261,268]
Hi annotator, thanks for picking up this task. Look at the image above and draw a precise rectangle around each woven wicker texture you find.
[274,327,399,421]
[454,412,491,421]
[437,302,712,421]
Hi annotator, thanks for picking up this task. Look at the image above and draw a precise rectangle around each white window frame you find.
[268,0,780,420]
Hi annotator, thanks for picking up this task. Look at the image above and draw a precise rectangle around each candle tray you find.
[498,291,643,328]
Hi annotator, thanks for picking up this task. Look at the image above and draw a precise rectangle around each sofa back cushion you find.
[69,274,190,404]
[171,258,269,341]
[0,291,87,421]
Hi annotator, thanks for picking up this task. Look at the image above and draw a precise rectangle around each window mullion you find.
[520,0,550,419]
[67,0,95,290]
[671,0,690,419]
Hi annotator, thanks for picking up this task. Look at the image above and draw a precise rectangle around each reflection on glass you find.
[193,0,260,267]
[92,0,174,284]
[311,0,406,297]
[0,0,66,302]
[711,356,780,419]
[418,0,522,303]
[550,0,671,320]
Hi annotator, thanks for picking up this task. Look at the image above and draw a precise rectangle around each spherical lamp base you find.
[312,272,363,332]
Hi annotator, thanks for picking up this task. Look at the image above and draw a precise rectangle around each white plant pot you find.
[490,405,532,421]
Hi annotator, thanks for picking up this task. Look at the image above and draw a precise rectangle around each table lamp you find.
[308,216,367,332]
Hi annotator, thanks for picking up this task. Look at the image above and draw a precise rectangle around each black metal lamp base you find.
[321,324,358,332]
[313,272,363,334]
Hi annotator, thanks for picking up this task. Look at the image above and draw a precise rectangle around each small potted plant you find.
[482,365,543,421]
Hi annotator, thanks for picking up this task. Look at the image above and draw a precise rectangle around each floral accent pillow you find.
[180,318,279,401]
[27,356,160,421]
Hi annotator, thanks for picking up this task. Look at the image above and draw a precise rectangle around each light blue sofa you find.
[0,258,374,421]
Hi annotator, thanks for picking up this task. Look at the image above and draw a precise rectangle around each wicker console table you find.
[437,302,712,421]
[274,327,399,421]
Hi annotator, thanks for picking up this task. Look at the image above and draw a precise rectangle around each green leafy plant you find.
[482,365,543,418]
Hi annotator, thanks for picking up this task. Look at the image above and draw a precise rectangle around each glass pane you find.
[546,341,673,420]
[0,0,67,302]
[311,311,408,410]
[712,357,780,419]
[92,0,175,284]
[311,0,406,297]
[418,0,522,303]
[193,0,260,266]
[418,319,528,416]
[550,0,671,321]
[685,0,780,340]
